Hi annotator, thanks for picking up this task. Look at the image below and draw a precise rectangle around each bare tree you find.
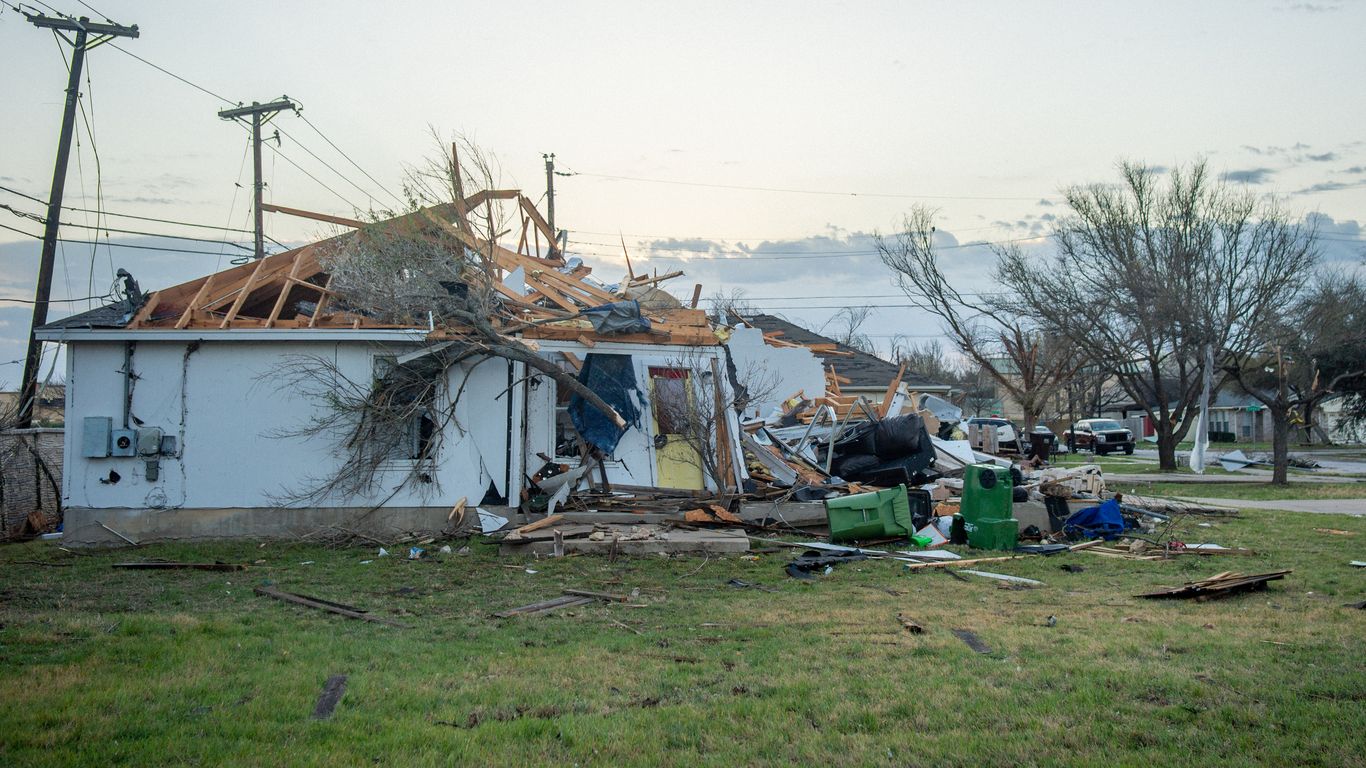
[651,353,778,490]
[877,205,1080,431]
[1223,269,1365,482]
[996,160,1319,469]
[819,306,876,354]
[889,338,962,386]
[264,135,624,503]
[707,287,756,323]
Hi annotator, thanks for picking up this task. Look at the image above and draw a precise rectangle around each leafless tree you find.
[707,287,756,323]
[1223,269,1365,482]
[650,353,778,491]
[819,306,876,354]
[877,205,1081,432]
[996,160,1319,470]
[888,337,961,386]
[263,135,623,503]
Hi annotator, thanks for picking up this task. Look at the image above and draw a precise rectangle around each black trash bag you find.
[1012,486,1029,503]
[1010,465,1024,487]
[873,414,926,459]
[785,549,868,579]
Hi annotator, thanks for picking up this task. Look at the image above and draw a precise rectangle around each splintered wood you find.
[1137,570,1291,601]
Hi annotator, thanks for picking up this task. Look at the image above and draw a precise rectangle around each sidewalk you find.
[1174,497,1366,516]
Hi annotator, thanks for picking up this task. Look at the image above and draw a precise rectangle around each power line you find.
[1,291,111,304]
[108,41,233,105]
[2,202,253,249]
[295,112,406,208]
[0,183,259,234]
[566,170,1060,203]
[263,140,363,212]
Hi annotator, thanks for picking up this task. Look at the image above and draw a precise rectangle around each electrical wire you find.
[295,112,406,208]
[261,140,363,212]
[0,291,113,304]
[0,184,261,236]
[2,203,253,249]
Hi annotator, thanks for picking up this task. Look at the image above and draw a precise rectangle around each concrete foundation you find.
[59,505,509,547]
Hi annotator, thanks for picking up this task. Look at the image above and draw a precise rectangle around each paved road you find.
[1107,472,1362,484]
[1174,497,1366,516]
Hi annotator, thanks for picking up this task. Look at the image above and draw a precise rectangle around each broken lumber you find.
[493,595,595,618]
[254,586,407,628]
[113,561,245,571]
[1137,570,1291,601]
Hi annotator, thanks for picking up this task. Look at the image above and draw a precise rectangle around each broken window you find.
[372,355,439,461]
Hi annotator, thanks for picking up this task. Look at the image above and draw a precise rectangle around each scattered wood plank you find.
[96,520,139,546]
[951,628,992,654]
[563,588,630,603]
[511,513,564,535]
[493,595,595,618]
[1137,570,1291,601]
[254,586,407,628]
[113,561,245,571]
[311,674,348,720]
[896,613,925,634]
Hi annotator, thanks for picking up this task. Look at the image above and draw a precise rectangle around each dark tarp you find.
[568,353,641,455]
[580,300,651,335]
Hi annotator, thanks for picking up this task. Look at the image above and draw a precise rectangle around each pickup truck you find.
[1062,419,1135,455]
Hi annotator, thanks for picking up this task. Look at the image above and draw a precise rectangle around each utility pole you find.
[543,153,556,235]
[217,98,296,260]
[15,11,139,430]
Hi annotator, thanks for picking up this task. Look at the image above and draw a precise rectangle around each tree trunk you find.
[1270,404,1290,485]
[1156,429,1178,470]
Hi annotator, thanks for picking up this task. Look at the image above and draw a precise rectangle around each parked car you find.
[965,417,1020,451]
[1026,425,1059,453]
[1062,418,1135,455]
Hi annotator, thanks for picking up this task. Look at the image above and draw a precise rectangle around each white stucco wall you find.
[723,326,827,419]
[62,337,508,511]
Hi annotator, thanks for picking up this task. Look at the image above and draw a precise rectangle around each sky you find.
[3,0,1365,388]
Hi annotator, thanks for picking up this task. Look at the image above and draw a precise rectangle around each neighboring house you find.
[1318,394,1363,444]
[733,314,952,415]
[0,384,66,427]
[1206,389,1269,442]
[36,199,753,545]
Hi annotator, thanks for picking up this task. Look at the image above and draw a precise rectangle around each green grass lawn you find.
[1115,481,1366,502]
[2,512,1364,767]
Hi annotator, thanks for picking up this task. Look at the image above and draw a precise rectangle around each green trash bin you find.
[824,484,913,542]
[961,464,1019,550]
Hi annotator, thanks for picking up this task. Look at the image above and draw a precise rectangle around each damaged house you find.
[36,192,754,545]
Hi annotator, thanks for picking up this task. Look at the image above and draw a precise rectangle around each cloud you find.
[1295,180,1363,194]
[1305,213,1365,263]
[1286,2,1342,11]
[1036,198,1054,207]
[1307,152,1337,162]
[1224,167,1275,184]
[1338,166,1366,174]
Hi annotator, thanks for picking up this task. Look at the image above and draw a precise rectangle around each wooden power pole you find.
[217,98,296,260]
[543,153,556,235]
[15,11,139,429]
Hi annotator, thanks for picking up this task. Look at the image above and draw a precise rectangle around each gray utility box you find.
[136,427,163,456]
[110,429,137,457]
[82,417,113,458]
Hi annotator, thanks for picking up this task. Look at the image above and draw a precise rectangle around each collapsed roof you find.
[52,191,718,346]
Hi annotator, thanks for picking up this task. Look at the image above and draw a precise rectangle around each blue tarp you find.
[1063,498,1128,541]
[568,353,641,455]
